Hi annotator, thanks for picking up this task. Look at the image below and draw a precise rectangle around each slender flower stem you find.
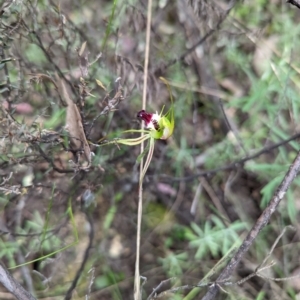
[134,0,152,299]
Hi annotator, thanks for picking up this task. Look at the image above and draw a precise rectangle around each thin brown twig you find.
[200,177,229,220]
[257,225,295,271]
[0,46,12,110]
[218,98,248,156]
[64,211,94,300]
[157,131,300,182]
[33,144,75,174]
[236,226,295,286]
[147,277,176,300]
[21,10,77,97]
[153,0,235,76]
[0,220,67,237]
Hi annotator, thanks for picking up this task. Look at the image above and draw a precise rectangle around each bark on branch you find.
[0,263,36,300]
[287,0,300,10]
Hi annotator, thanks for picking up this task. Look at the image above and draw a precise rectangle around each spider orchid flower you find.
[103,78,174,179]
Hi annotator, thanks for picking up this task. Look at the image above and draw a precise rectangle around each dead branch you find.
[0,263,36,300]
[201,151,300,300]
[158,131,300,182]
[153,0,235,76]
[64,210,94,300]
[287,0,300,9]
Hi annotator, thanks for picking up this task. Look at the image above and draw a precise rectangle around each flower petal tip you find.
[137,110,153,125]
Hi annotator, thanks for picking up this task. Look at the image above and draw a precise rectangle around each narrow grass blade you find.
[101,0,118,50]
[141,137,155,179]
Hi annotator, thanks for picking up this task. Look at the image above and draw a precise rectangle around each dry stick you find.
[34,144,75,174]
[0,46,12,110]
[134,0,153,299]
[257,225,295,271]
[0,221,67,238]
[202,150,300,300]
[147,278,176,300]
[235,226,295,286]
[64,211,94,300]
[287,0,300,9]
[21,15,77,97]
[159,131,300,182]
[0,263,36,300]
[12,196,35,296]
[218,98,248,156]
[153,1,235,76]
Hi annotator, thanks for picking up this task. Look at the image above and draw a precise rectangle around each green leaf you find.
[103,205,117,230]
[101,0,118,50]
[136,142,150,163]
[260,175,283,207]
[141,137,155,179]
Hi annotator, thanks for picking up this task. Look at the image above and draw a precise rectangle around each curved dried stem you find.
[141,137,155,180]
